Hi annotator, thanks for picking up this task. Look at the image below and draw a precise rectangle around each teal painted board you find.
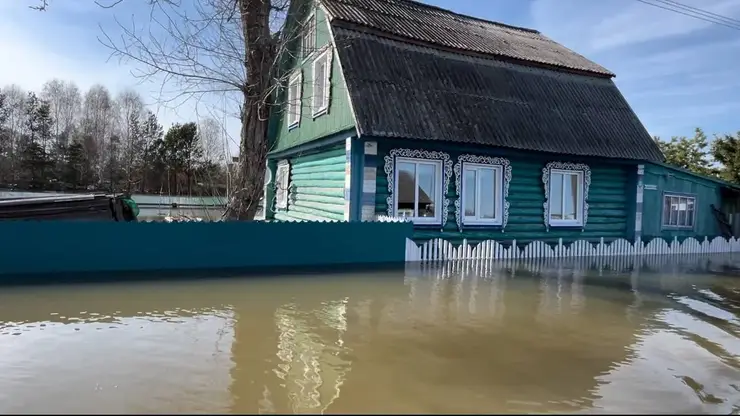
[641,163,722,240]
[274,144,347,221]
[269,3,357,153]
[0,220,413,277]
[371,138,637,245]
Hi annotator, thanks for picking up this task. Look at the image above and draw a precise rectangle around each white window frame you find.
[311,48,332,117]
[393,157,444,225]
[301,12,316,59]
[286,71,302,128]
[460,162,504,226]
[275,160,290,210]
[542,162,591,230]
[661,193,696,229]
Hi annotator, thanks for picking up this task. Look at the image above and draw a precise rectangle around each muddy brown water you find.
[1,257,740,413]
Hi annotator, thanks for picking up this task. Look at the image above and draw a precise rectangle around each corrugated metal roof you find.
[321,0,613,77]
[333,28,665,162]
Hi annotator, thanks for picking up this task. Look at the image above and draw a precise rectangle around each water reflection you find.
[0,258,739,413]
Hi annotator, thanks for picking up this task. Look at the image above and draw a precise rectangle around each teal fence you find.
[0,220,413,279]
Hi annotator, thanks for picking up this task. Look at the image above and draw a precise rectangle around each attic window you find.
[312,49,332,117]
[286,71,302,128]
[301,13,316,58]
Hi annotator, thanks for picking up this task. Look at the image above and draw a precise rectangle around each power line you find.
[655,0,740,26]
[636,0,740,31]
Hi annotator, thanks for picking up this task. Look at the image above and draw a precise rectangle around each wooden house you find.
[265,0,740,245]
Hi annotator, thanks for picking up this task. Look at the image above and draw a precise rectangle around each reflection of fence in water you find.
[401,252,740,326]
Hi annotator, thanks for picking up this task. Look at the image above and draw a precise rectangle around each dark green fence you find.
[0,220,413,280]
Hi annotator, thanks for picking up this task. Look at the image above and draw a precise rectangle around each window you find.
[286,72,302,128]
[662,194,695,228]
[301,13,316,58]
[312,49,331,116]
[275,161,290,209]
[394,157,443,224]
[461,163,503,225]
[545,165,587,227]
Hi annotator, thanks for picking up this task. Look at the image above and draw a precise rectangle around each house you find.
[264,0,740,245]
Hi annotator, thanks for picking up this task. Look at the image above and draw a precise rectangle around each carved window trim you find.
[453,155,512,231]
[275,160,291,210]
[383,148,452,227]
[286,71,302,129]
[542,161,591,231]
[311,47,333,118]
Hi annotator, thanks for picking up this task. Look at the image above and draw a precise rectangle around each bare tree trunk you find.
[225,0,275,221]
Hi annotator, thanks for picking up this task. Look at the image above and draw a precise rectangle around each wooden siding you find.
[373,138,636,245]
[270,4,356,153]
[275,146,347,221]
[641,163,722,240]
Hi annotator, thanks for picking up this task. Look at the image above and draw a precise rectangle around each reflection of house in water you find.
[329,263,665,414]
[229,298,353,414]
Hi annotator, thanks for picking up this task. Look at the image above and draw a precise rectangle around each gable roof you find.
[321,0,613,77]
[319,0,664,162]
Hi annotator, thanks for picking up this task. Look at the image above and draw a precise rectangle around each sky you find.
[2,0,740,156]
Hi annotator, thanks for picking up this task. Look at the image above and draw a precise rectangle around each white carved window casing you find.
[453,155,512,231]
[275,160,290,210]
[312,48,333,117]
[301,13,316,58]
[286,71,302,128]
[542,162,591,230]
[383,149,452,227]
[662,194,695,228]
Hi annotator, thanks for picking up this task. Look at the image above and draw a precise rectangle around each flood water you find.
[2,256,740,413]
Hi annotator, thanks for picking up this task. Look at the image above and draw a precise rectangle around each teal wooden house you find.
[264,0,740,245]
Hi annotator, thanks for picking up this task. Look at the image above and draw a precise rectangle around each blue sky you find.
[2,0,740,155]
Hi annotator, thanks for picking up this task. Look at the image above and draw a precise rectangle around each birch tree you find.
[35,0,300,220]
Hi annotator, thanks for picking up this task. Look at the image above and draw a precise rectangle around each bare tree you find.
[41,79,82,147]
[1,85,28,183]
[81,84,115,185]
[116,88,146,191]
[91,0,300,220]
[32,0,307,219]
[198,117,226,164]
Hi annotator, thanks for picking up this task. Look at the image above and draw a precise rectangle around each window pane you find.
[678,203,687,225]
[464,168,476,217]
[314,60,326,108]
[479,168,496,219]
[563,173,578,220]
[550,172,563,220]
[662,196,670,225]
[687,199,695,227]
[397,162,416,217]
[670,197,678,226]
[417,163,436,218]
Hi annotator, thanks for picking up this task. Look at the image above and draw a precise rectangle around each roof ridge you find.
[326,0,541,35]
[386,0,540,34]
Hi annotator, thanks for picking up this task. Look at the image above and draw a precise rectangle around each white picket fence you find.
[405,236,740,263]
